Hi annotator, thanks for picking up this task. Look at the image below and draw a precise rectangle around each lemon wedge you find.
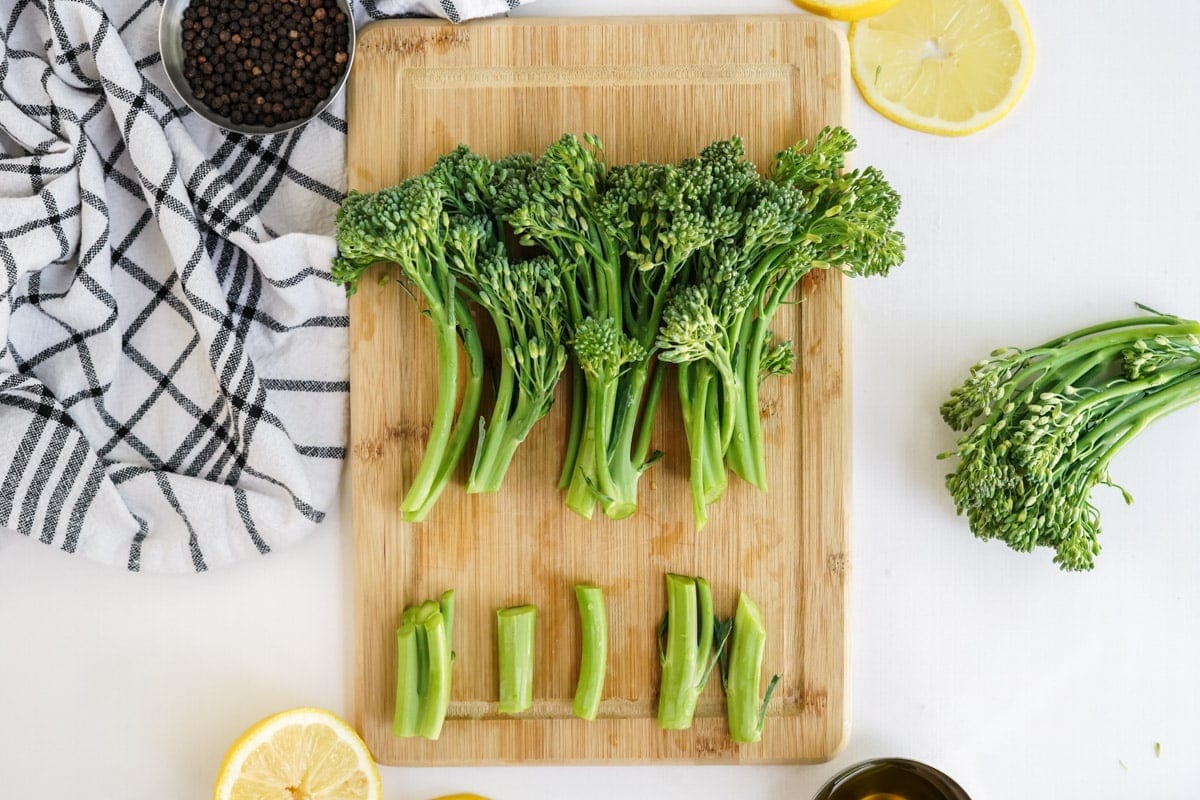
[791,0,903,21]
[849,0,1035,136]
[213,708,382,800]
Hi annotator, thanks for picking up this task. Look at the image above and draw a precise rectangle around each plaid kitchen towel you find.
[0,0,524,572]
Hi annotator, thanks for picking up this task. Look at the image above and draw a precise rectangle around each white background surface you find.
[4,0,1200,797]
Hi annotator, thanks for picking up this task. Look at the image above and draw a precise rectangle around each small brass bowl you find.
[813,758,972,800]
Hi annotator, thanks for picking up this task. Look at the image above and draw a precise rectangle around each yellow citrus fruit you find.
[791,0,904,22]
[849,0,1035,136]
[213,708,382,800]
[429,795,492,800]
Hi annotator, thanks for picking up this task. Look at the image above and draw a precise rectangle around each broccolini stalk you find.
[497,604,537,714]
[425,148,571,494]
[595,157,723,518]
[419,607,452,739]
[568,317,647,518]
[458,250,570,493]
[333,178,484,522]
[393,621,420,738]
[648,137,811,519]
[393,593,454,740]
[496,135,624,517]
[941,311,1200,571]
[727,128,905,491]
[657,574,728,730]
[657,266,752,528]
[572,584,608,721]
[721,592,780,744]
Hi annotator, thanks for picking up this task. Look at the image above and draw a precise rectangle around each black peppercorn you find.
[179,0,349,129]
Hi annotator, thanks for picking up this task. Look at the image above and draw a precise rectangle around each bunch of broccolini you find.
[940,309,1200,570]
[658,130,905,526]
[335,130,904,525]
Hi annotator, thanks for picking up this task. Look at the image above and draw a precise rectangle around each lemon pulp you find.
[849,0,1035,136]
[213,708,381,800]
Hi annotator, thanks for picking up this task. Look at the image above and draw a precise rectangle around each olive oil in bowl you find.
[812,759,971,800]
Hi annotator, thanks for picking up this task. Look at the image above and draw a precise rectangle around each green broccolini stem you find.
[1039,314,1187,349]
[419,611,452,740]
[732,269,808,491]
[393,594,454,740]
[497,604,537,714]
[657,574,717,730]
[558,367,587,492]
[723,592,779,744]
[603,363,652,518]
[393,622,420,738]
[681,366,715,530]
[398,305,458,519]
[729,312,774,490]
[702,376,728,503]
[572,585,608,721]
[1072,366,1200,465]
[401,296,484,522]
[564,369,616,518]
[466,301,517,494]
[632,362,667,469]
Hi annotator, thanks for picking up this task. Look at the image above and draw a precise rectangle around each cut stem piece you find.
[393,592,455,740]
[419,611,452,740]
[572,584,608,721]
[657,574,720,730]
[393,622,420,738]
[723,592,780,744]
[497,604,537,714]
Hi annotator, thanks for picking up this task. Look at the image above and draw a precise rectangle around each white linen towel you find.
[0,0,526,572]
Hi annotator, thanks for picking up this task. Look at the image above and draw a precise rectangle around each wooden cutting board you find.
[347,14,850,765]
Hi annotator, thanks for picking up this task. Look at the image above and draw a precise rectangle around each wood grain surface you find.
[346,14,851,765]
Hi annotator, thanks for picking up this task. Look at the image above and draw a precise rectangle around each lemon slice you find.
[791,0,904,21]
[213,708,382,800]
[849,0,1035,136]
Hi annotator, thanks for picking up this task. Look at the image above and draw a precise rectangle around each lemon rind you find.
[792,0,904,22]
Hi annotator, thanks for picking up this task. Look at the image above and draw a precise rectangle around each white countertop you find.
[5,0,1200,796]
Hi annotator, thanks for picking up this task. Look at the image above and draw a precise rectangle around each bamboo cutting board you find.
[347,15,850,765]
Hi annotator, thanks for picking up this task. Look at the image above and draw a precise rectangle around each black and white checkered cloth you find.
[0,0,523,572]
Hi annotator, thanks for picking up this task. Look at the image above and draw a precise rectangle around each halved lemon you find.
[849,0,1035,136]
[213,708,382,800]
[791,0,904,21]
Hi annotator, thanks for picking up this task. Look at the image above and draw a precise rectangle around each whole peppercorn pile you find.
[180,0,350,129]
